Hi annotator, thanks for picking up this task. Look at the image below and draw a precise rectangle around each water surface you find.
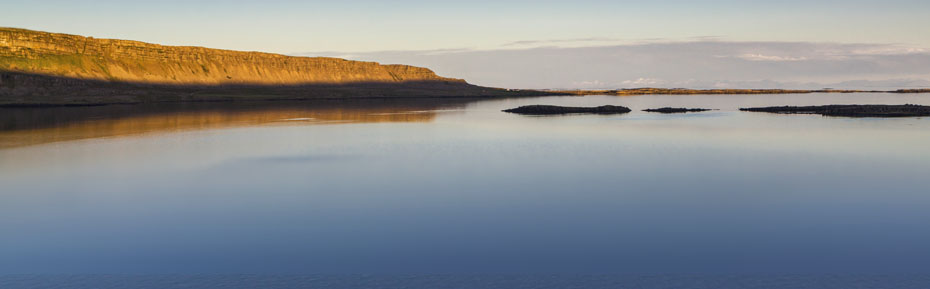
[2,93,930,286]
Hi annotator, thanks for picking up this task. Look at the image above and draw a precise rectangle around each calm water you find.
[2,94,930,287]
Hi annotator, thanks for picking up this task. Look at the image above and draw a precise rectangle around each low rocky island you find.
[643,107,714,113]
[740,104,930,117]
[503,105,632,115]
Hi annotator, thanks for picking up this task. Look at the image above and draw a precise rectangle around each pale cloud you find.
[621,78,665,86]
[571,80,608,88]
[503,38,625,47]
[736,54,808,62]
[847,46,929,56]
[300,41,930,90]
[499,36,729,50]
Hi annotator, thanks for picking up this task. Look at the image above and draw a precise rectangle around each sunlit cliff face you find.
[0,27,463,86]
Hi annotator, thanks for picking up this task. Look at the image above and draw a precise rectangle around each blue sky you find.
[4,0,930,88]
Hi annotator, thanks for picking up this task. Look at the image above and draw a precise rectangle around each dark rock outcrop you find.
[503,105,631,115]
[740,104,930,117]
[643,107,713,113]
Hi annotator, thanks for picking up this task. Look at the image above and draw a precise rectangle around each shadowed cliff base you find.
[0,71,555,107]
[740,104,930,117]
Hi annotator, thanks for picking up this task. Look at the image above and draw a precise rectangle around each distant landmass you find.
[555,88,930,95]
[0,28,544,106]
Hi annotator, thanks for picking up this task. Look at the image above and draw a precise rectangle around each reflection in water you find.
[2,94,930,279]
[0,99,470,148]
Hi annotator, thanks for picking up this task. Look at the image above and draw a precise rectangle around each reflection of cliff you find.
[0,28,550,105]
[0,100,467,148]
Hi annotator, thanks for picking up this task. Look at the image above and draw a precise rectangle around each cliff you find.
[0,28,546,106]
[0,27,462,85]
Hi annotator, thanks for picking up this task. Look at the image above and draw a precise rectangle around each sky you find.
[4,0,930,89]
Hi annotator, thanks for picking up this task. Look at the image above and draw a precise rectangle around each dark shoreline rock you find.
[740,104,930,117]
[503,105,631,115]
[643,107,714,113]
